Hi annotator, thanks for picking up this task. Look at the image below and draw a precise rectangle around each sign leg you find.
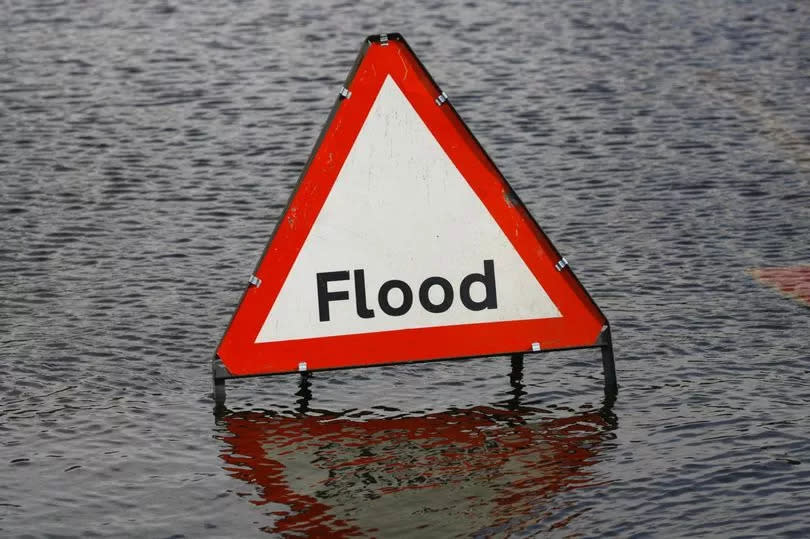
[509,354,524,386]
[507,354,525,410]
[600,329,618,396]
[296,372,313,414]
[213,377,226,405]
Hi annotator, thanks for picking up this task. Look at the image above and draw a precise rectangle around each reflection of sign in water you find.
[219,405,616,537]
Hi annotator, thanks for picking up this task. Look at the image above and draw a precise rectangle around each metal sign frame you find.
[212,33,616,404]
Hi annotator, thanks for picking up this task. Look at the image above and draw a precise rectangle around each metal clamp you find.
[434,91,448,106]
[248,274,261,287]
[339,86,351,99]
[379,33,389,46]
[555,257,569,271]
[594,324,610,346]
[531,342,541,352]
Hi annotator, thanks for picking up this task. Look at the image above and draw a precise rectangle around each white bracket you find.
[248,274,261,287]
[555,257,569,271]
[434,91,448,106]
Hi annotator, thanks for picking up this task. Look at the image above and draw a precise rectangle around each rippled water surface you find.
[3,1,810,537]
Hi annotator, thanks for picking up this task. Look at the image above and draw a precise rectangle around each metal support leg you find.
[600,329,618,397]
[213,377,226,405]
[507,354,525,410]
[509,354,524,386]
[212,356,228,406]
[296,371,312,414]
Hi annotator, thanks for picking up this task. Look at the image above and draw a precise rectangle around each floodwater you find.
[2,1,810,537]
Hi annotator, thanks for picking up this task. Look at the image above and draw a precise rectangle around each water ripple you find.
[2,0,810,537]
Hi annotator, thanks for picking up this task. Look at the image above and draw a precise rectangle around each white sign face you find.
[256,76,560,343]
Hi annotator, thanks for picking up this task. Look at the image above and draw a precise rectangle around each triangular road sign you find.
[215,34,611,384]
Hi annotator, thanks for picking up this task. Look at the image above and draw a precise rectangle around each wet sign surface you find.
[216,34,608,377]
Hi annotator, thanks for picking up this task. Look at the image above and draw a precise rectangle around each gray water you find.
[3,1,810,537]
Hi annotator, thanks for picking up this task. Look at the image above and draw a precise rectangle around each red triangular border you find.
[217,34,608,377]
